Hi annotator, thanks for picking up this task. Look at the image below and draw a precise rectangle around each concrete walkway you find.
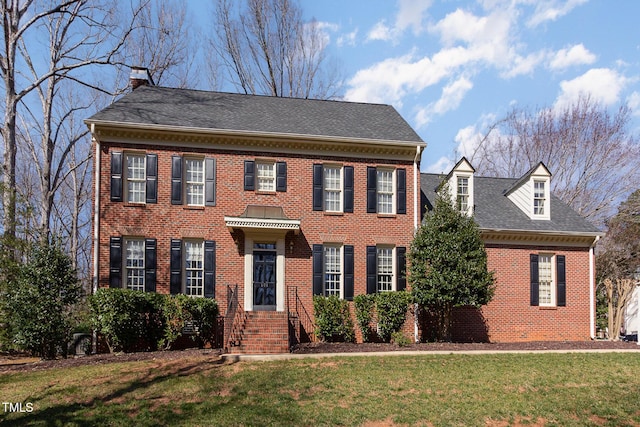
[222,347,640,362]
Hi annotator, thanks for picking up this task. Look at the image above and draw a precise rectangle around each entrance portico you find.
[224,206,300,312]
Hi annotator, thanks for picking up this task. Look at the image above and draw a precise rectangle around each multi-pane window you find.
[256,162,275,192]
[377,247,393,292]
[185,241,204,297]
[324,166,342,212]
[534,181,545,215]
[324,245,341,296]
[125,239,145,291]
[538,254,553,306]
[377,169,394,214]
[185,158,204,206]
[126,154,146,203]
[457,176,469,213]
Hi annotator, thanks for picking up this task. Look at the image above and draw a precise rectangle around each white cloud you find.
[555,68,628,108]
[337,28,358,47]
[395,0,433,35]
[528,0,588,27]
[502,51,547,78]
[415,77,473,127]
[425,156,454,174]
[628,91,640,117]
[549,44,596,70]
[367,20,393,41]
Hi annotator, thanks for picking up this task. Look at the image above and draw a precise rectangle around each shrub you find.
[161,295,219,349]
[391,331,411,347]
[354,294,376,342]
[89,288,164,353]
[376,291,413,342]
[313,295,355,342]
[5,242,81,359]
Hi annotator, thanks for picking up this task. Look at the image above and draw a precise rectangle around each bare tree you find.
[211,0,342,99]
[469,95,640,226]
[0,0,146,253]
[119,0,200,89]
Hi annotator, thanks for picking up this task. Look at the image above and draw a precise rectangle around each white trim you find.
[224,216,301,232]
[92,130,100,295]
[243,237,286,312]
[589,236,599,338]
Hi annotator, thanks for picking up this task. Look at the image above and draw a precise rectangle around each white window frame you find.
[184,240,204,297]
[457,176,469,213]
[323,244,343,297]
[125,153,146,204]
[376,168,395,215]
[377,246,395,292]
[185,157,205,206]
[323,165,343,212]
[256,161,276,192]
[533,180,546,216]
[538,253,556,307]
[125,238,145,292]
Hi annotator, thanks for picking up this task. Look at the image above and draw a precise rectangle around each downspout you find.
[92,123,100,296]
[91,124,100,354]
[413,144,422,342]
[589,235,600,339]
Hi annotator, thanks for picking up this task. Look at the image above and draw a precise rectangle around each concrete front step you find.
[228,311,290,354]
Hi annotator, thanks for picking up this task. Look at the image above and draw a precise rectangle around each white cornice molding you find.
[224,216,301,234]
[86,121,425,161]
[481,228,602,247]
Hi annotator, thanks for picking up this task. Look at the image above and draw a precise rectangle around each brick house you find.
[86,74,426,353]
[420,158,603,342]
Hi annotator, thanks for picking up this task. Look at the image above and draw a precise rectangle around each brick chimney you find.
[130,67,154,90]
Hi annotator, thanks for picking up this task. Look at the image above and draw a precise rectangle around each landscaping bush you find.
[354,294,376,342]
[313,295,355,342]
[91,289,219,352]
[5,242,81,359]
[375,291,413,342]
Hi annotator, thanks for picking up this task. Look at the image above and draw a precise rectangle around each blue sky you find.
[298,0,640,173]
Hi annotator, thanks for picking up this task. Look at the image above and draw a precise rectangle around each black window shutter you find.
[109,236,122,288]
[312,244,324,295]
[170,239,182,294]
[397,168,406,215]
[244,160,255,191]
[367,167,377,213]
[171,156,183,205]
[397,246,407,291]
[530,254,539,306]
[312,164,323,211]
[205,158,216,206]
[366,246,377,294]
[276,161,287,192]
[204,240,216,298]
[145,154,157,204]
[144,238,157,292]
[344,245,354,301]
[344,166,354,213]
[556,255,566,307]
[110,152,123,202]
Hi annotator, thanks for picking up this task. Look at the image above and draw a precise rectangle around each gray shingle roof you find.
[421,173,601,235]
[87,86,424,143]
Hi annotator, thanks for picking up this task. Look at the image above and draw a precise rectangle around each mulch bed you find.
[1,340,637,373]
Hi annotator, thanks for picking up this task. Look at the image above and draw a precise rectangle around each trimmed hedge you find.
[313,295,355,342]
[354,291,413,343]
[89,289,218,353]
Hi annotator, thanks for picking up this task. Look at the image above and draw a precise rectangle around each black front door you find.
[253,248,276,310]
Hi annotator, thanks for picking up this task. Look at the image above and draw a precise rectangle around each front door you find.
[253,243,276,311]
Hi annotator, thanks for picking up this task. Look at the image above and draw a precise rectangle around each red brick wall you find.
[448,244,593,342]
[94,141,416,323]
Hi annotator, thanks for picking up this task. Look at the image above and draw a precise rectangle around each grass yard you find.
[1,352,639,426]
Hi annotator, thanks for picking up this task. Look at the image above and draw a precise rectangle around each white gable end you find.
[507,163,551,220]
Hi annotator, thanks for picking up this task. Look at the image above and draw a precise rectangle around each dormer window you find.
[446,157,475,216]
[457,176,470,213]
[533,180,546,216]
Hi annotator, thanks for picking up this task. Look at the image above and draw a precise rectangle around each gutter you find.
[91,123,100,355]
[413,144,425,343]
[84,119,427,152]
[589,235,600,339]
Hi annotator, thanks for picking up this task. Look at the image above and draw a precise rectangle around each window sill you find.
[123,202,146,208]
[256,190,277,195]
[183,205,205,210]
[324,211,344,216]
[377,213,396,218]
[538,305,558,310]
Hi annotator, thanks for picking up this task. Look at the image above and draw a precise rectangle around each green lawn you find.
[1,352,639,426]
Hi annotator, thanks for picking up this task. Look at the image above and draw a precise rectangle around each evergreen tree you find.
[409,185,495,341]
